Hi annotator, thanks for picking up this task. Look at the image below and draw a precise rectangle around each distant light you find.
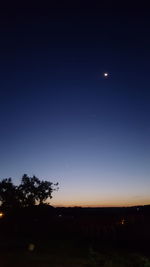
[28,243,35,252]
[0,212,4,218]
[104,72,109,77]
[121,218,125,225]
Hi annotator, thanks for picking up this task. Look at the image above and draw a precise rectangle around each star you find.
[104,72,109,77]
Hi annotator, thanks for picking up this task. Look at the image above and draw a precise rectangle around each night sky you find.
[0,4,150,206]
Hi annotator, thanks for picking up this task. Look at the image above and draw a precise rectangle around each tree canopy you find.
[0,174,59,210]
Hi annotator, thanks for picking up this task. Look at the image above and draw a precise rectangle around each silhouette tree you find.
[18,174,59,206]
[0,178,22,209]
[0,174,59,210]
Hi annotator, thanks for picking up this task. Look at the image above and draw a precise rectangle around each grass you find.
[0,238,150,266]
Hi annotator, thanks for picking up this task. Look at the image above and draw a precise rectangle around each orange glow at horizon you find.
[50,198,150,208]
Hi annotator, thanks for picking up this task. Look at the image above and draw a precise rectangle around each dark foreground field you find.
[0,238,150,267]
[0,206,150,266]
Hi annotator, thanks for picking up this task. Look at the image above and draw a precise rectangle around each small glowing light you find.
[28,243,35,252]
[104,72,109,77]
[0,212,4,218]
[121,218,125,225]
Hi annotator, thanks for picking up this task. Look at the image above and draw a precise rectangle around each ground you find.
[0,238,150,267]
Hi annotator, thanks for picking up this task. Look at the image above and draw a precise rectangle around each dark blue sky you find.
[0,5,150,206]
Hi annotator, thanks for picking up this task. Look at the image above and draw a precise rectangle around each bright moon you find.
[104,72,109,77]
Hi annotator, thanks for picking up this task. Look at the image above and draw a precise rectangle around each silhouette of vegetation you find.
[0,174,59,210]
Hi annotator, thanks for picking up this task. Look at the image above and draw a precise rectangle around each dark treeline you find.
[0,205,150,254]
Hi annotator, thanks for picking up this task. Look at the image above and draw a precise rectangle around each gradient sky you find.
[0,4,150,206]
